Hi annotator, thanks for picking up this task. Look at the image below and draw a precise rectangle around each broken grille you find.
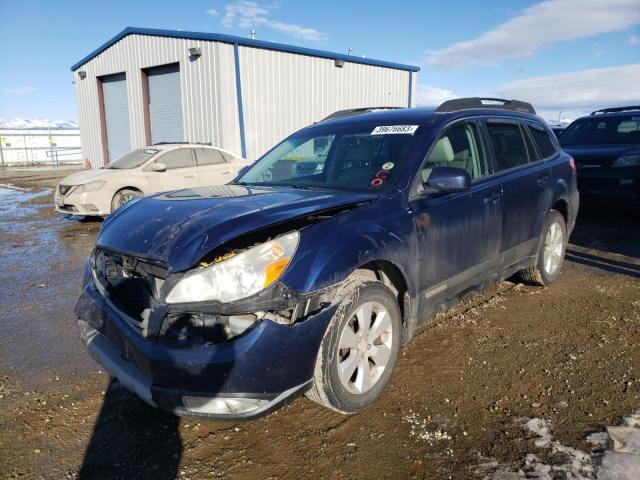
[92,248,167,337]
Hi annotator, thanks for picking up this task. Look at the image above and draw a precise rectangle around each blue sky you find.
[0,0,638,124]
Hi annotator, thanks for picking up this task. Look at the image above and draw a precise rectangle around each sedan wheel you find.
[111,189,141,212]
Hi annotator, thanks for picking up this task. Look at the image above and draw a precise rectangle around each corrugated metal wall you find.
[74,34,415,167]
[74,34,240,168]
[238,46,413,160]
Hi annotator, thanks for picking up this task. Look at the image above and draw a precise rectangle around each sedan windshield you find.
[236,123,424,191]
[106,149,159,169]
[560,116,640,146]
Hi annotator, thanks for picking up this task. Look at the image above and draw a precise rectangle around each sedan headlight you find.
[81,180,106,192]
[166,232,299,304]
[612,155,640,167]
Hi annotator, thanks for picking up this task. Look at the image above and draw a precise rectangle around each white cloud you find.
[415,85,457,107]
[629,34,639,45]
[496,64,640,116]
[5,85,37,95]
[415,63,640,121]
[207,8,220,17]
[425,0,640,68]
[221,1,328,43]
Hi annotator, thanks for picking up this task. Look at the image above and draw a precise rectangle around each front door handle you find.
[483,192,501,205]
[184,174,196,179]
[537,174,550,186]
[222,170,232,174]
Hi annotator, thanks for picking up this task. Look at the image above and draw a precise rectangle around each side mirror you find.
[424,166,471,193]
[148,162,166,172]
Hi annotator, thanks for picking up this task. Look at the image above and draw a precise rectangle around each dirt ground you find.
[0,168,638,479]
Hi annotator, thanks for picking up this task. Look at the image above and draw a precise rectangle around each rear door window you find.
[194,148,226,166]
[527,123,558,159]
[486,121,530,171]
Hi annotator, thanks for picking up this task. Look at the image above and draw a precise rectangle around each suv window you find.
[560,115,640,146]
[486,122,529,171]
[159,149,194,170]
[528,123,558,159]
[194,148,226,166]
[421,121,487,182]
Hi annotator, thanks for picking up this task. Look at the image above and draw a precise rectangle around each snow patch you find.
[477,412,640,479]
[0,117,78,129]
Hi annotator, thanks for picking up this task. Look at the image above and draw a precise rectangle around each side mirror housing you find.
[424,166,471,194]
[148,162,166,172]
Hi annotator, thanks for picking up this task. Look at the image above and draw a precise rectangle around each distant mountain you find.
[0,117,79,129]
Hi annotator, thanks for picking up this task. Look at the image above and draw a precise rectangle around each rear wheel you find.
[518,210,567,286]
[306,279,401,413]
[111,188,141,213]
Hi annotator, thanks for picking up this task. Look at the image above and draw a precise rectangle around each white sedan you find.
[54,144,249,216]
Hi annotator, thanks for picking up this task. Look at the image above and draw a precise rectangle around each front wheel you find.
[306,279,401,414]
[111,188,141,213]
[518,210,567,286]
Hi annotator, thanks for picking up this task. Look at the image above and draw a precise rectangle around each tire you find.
[518,210,567,286]
[306,279,402,414]
[111,188,142,213]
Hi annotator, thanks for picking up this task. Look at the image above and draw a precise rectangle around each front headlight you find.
[166,231,299,304]
[612,155,640,167]
[82,180,106,192]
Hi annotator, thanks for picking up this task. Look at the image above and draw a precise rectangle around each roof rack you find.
[590,106,640,115]
[320,107,404,122]
[435,97,536,115]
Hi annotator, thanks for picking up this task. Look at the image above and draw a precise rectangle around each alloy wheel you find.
[543,221,564,275]
[337,301,393,394]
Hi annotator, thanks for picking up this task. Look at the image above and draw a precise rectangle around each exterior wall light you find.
[334,59,345,68]
[188,47,202,59]
[78,71,87,79]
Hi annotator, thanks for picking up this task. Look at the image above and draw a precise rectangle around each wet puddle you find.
[0,183,101,389]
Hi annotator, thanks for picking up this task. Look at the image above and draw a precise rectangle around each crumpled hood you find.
[59,168,119,186]
[563,144,640,167]
[97,184,376,272]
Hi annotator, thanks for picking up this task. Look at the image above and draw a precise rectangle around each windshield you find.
[560,115,640,146]
[236,123,424,191]
[106,149,159,169]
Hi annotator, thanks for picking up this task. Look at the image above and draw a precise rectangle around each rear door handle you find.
[537,174,550,186]
[222,170,232,174]
[184,174,196,179]
[483,192,501,205]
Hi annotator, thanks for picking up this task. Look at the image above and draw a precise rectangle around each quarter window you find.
[528,124,558,159]
[421,121,487,183]
[194,148,226,166]
[486,122,529,171]
[159,149,194,169]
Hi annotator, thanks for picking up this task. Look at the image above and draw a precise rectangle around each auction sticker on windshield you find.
[371,125,419,135]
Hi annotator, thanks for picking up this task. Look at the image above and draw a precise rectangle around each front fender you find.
[281,196,416,295]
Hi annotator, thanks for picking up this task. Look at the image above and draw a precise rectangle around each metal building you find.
[71,27,420,167]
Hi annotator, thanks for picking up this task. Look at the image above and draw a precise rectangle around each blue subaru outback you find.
[76,98,579,419]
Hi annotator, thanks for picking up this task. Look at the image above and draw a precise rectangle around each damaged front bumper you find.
[75,264,338,419]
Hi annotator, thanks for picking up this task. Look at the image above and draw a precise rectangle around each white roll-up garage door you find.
[101,73,131,162]
[148,63,184,144]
